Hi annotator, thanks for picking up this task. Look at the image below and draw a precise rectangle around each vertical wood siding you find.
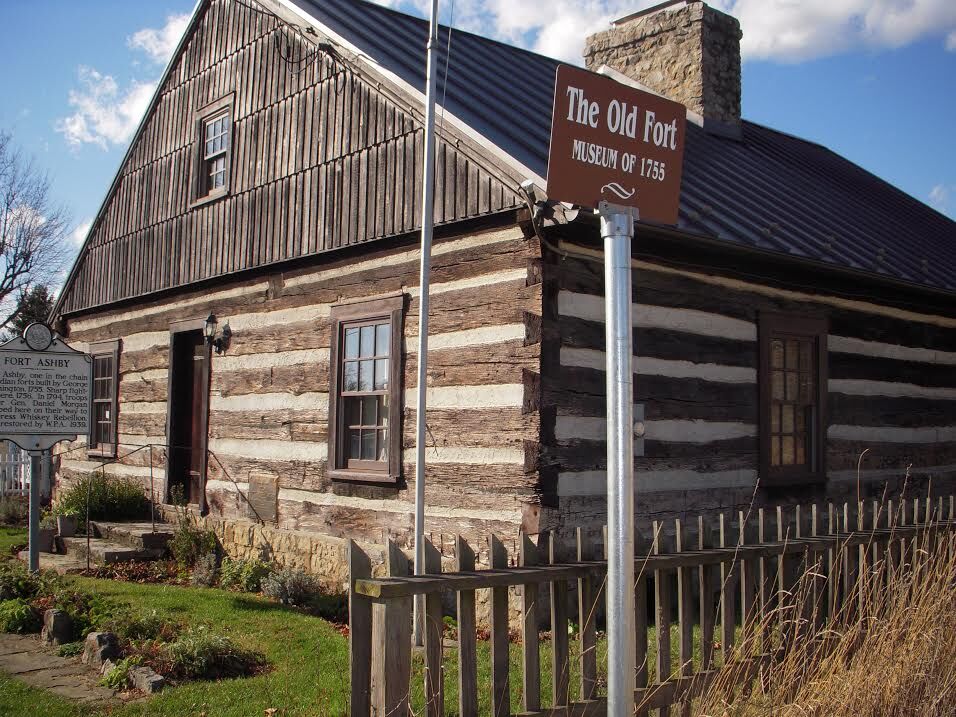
[59,0,521,317]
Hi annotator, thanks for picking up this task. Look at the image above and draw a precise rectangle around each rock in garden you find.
[82,632,120,667]
[100,658,117,676]
[130,666,165,693]
[40,609,73,646]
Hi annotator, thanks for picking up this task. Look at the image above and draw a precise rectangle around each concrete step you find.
[59,537,164,566]
[88,521,174,552]
[16,550,88,575]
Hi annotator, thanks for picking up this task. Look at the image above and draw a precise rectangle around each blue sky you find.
[0,0,954,266]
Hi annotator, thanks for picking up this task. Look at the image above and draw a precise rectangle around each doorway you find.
[166,326,210,509]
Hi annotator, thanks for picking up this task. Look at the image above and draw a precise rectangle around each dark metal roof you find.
[293,0,955,293]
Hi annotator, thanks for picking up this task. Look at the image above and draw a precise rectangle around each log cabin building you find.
[51,0,956,575]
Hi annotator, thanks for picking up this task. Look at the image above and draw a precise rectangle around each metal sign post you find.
[0,323,92,573]
[546,64,686,717]
[601,201,637,716]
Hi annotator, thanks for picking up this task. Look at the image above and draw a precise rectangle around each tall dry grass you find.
[697,512,956,717]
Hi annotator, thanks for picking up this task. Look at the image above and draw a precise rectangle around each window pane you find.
[799,341,812,371]
[360,325,374,357]
[785,372,798,401]
[377,429,388,461]
[770,340,784,369]
[796,436,806,465]
[360,395,378,426]
[799,373,814,404]
[781,436,795,465]
[782,405,794,433]
[348,429,361,459]
[374,359,388,390]
[375,323,390,356]
[771,405,780,433]
[344,328,360,359]
[343,361,358,391]
[361,430,376,460]
[786,340,799,369]
[771,437,780,466]
[358,360,373,391]
[345,397,361,426]
[771,371,784,400]
[206,123,215,139]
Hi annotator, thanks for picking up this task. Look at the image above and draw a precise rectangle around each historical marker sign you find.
[0,324,92,452]
[547,64,686,224]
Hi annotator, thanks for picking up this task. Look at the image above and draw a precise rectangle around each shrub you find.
[191,552,220,588]
[56,641,84,658]
[0,599,41,633]
[50,587,119,639]
[0,561,61,601]
[100,655,143,690]
[219,557,271,593]
[261,566,319,606]
[102,609,178,643]
[309,592,348,623]
[55,473,149,528]
[164,626,266,680]
[169,518,218,569]
[0,496,28,526]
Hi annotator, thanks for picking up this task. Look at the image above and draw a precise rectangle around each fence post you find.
[520,531,541,713]
[576,527,600,703]
[489,534,511,717]
[548,532,570,709]
[423,539,444,717]
[455,536,478,717]
[371,540,412,717]
[348,541,373,717]
[653,519,672,717]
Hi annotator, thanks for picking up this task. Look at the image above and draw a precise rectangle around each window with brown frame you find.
[759,314,828,485]
[192,95,233,206]
[88,339,120,458]
[328,296,404,483]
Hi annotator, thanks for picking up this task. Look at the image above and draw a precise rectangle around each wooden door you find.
[168,330,209,507]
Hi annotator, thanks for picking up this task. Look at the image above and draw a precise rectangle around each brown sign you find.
[547,64,686,224]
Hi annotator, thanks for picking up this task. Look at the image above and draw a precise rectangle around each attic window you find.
[192,95,234,206]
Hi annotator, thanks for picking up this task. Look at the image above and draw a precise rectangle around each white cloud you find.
[127,13,191,64]
[400,0,956,63]
[929,184,953,213]
[56,67,156,150]
[70,218,93,247]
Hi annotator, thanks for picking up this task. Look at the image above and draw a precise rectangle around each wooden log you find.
[738,510,757,656]
[371,540,411,717]
[348,540,373,717]
[549,533,570,709]
[455,536,478,717]
[489,534,511,717]
[521,532,542,712]
[424,539,444,717]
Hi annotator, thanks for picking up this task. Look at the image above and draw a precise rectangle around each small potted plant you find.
[37,511,56,553]
[55,506,79,538]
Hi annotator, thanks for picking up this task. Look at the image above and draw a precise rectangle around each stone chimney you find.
[584,0,742,127]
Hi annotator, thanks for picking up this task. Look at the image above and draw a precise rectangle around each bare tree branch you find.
[0,131,71,331]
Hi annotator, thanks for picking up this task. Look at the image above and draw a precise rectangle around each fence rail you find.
[349,494,956,716]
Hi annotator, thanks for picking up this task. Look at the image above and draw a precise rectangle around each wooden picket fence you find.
[348,494,956,716]
[0,442,29,498]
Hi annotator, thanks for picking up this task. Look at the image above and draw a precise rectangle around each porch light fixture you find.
[204,313,232,355]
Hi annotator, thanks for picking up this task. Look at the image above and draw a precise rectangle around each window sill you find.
[190,189,229,210]
[87,448,117,460]
[328,469,398,485]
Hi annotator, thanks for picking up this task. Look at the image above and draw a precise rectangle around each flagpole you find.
[412,0,440,647]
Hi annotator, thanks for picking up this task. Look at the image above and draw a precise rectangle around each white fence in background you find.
[0,443,29,498]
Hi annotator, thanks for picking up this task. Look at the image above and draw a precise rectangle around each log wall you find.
[57,225,543,553]
[541,237,956,531]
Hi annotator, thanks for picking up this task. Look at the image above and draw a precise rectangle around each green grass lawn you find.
[0,526,27,556]
[0,531,725,716]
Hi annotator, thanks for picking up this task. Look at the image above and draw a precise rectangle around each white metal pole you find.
[28,451,41,574]
[413,0,440,647]
[601,201,636,716]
